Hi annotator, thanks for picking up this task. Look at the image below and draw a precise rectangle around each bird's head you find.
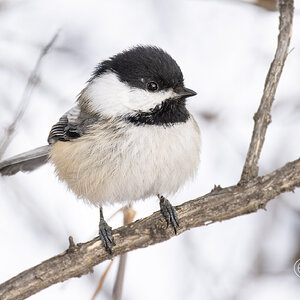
[82,46,196,125]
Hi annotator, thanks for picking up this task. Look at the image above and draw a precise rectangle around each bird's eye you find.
[146,81,158,92]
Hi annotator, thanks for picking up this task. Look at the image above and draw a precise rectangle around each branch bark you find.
[0,0,295,299]
[240,0,294,182]
[0,158,299,300]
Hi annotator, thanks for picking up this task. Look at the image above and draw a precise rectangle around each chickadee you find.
[0,46,201,253]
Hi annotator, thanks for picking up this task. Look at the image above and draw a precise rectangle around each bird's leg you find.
[158,194,179,234]
[99,207,114,254]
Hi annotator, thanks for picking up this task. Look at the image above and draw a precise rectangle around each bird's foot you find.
[99,208,114,254]
[158,195,179,234]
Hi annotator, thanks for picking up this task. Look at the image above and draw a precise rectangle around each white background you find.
[0,0,300,299]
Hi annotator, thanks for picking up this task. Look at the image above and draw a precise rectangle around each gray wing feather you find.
[47,106,81,144]
[0,145,50,176]
[1,104,99,176]
[47,104,99,144]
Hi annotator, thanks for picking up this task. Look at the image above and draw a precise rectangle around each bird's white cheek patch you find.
[85,72,175,117]
[126,88,175,112]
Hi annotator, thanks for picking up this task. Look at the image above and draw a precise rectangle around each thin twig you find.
[240,0,294,183]
[0,157,299,300]
[113,206,136,300]
[0,30,60,159]
[90,260,114,300]
[113,255,127,300]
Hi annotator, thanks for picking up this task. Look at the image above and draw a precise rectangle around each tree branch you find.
[0,158,299,300]
[0,31,60,159]
[240,0,294,182]
[0,0,296,299]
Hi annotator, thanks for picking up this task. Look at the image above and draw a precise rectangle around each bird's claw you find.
[99,218,114,254]
[159,195,179,234]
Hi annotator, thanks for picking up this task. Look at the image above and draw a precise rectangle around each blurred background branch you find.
[0,30,59,159]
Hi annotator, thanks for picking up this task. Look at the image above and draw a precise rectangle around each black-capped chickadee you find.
[0,46,201,253]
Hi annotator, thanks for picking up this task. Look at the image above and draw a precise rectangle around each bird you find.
[0,46,201,253]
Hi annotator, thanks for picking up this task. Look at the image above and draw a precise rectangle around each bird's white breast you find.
[50,117,201,206]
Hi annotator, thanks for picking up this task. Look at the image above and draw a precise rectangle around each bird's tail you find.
[0,145,50,176]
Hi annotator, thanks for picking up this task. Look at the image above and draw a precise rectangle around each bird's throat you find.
[125,98,190,126]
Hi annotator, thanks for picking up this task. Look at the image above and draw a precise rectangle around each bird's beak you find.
[175,87,197,99]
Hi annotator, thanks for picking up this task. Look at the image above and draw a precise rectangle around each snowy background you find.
[0,0,300,299]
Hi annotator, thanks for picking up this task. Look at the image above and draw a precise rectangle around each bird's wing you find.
[1,105,99,175]
[47,105,98,144]
[0,145,50,175]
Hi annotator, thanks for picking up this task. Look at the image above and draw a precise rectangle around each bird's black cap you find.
[91,46,184,91]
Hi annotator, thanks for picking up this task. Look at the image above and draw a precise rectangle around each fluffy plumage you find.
[49,117,200,205]
[0,45,201,210]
